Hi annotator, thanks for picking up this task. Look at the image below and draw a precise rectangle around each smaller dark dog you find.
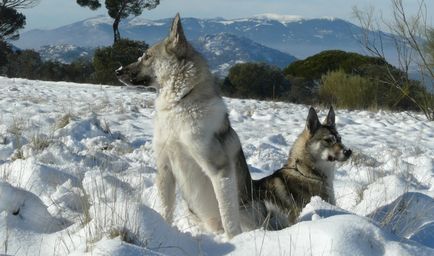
[253,107,352,228]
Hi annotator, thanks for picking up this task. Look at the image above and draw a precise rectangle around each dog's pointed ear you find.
[324,106,335,127]
[167,13,188,57]
[306,107,321,134]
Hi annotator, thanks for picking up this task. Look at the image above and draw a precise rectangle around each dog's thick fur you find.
[253,107,352,228]
[116,14,265,237]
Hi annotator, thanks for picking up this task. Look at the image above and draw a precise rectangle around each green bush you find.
[37,58,94,83]
[93,39,148,85]
[319,69,379,109]
[1,39,148,85]
[283,49,432,111]
[66,58,95,83]
[0,40,13,75]
[286,75,317,104]
[37,61,68,81]
[1,40,95,83]
[6,49,42,79]
[318,69,433,110]
[223,63,290,100]
[284,50,389,80]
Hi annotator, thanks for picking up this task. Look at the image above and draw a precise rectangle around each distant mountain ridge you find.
[16,14,385,59]
[192,33,297,75]
[37,33,297,76]
[38,44,94,63]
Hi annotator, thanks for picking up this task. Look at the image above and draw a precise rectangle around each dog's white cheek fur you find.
[308,142,336,204]
[308,141,323,160]
[153,58,197,108]
[321,149,331,161]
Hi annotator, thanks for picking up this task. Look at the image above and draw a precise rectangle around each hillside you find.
[192,33,297,75]
[38,44,94,63]
[35,34,297,76]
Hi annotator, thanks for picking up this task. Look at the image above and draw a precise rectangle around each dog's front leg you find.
[156,158,176,224]
[190,139,242,238]
[210,167,242,238]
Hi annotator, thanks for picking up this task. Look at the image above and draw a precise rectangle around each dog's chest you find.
[158,98,200,122]
[154,99,226,138]
[153,105,223,218]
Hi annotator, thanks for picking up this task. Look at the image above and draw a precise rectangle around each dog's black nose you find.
[115,66,124,76]
[344,149,352,157]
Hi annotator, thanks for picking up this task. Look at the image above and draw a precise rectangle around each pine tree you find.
[0,6,26,40]
[0,0,40,40]
[1,0,40,9]
[76,0,160,43]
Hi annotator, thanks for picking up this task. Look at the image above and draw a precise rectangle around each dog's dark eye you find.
[139,53,151,62]
[324,138,333,144]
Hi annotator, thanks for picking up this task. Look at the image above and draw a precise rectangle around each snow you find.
[1,76,434,255]
[83,16,113,27]
[213,14,305,26]
[194,33,296,76]
[253,13,304,24]
[320,16,338,21]
[218,20,237,25]
[128,17,165,27]
[0,181,63,233]
[213,14,303,27]
[38,44,93,64]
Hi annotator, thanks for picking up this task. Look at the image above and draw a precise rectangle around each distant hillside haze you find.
[34,33,297,76]
[15,14,393,59]
[38,44,94,63]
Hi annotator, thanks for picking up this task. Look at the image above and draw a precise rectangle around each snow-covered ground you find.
[1,76,434,255]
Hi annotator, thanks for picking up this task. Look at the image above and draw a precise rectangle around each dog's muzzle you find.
[115,66,131,86]
[115,66,124,77]
[115,66,152,87]
[329,147,352,162]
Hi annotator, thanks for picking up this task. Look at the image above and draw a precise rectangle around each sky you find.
[22,0,434,31]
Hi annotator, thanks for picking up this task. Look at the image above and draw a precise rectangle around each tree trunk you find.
[112,0,127,44]
[112,17,121,44]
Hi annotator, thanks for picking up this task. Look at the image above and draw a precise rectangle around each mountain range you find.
[14,14,397,75]
[34,33,297,76]
[17,14,377,57]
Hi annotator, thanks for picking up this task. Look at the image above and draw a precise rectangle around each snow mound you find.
[0,181,63,233]
[233,196,434,255]
[3,159,81,197]
[89,238,165,256]
[299,196,350,222]
[369,192,434,248]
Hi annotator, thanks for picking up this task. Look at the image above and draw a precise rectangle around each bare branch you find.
[353,0,434,120]
[1,0,40,9]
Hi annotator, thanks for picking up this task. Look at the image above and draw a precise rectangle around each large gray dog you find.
[116,14,265,238]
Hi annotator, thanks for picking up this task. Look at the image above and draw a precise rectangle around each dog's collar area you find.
[288,160,327,182]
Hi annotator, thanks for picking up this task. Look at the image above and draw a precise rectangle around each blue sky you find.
[22,0,433,30]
